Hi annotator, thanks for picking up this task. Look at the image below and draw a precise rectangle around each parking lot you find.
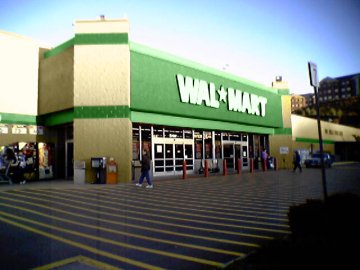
[0,164,359,269]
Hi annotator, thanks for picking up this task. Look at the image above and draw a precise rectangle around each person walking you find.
[293,150,302,173]
[136,150,153,188]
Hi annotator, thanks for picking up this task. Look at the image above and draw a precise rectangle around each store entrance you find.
[153,138,194,176]
[223,142,249,171]
[65,140,74,179]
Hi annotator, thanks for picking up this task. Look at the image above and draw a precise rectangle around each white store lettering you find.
[176,74,267,117]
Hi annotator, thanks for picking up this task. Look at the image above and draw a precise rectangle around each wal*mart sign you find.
[176,74,267,117]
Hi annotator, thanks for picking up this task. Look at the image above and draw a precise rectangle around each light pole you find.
[308,62,328,201]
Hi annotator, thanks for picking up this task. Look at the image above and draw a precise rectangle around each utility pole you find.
[308,62,328,201]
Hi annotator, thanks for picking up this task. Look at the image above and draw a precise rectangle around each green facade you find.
[130,43,284,133]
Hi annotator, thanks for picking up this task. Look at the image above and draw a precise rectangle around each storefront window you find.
[242,134,248,142]
[184,129,193,139]
[132,124,140,160]
[39,142,54,179]
[223,132,229,140]
[141,126,152,158]
[229,132,241,141]
[204,131,212,159]
[1,142,38,182]
[185,144,193,159]
[165,128,183,138]
[153,127,164,138]
[194,131,203,159]
[215,132,222,159]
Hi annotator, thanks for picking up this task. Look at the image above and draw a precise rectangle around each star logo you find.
[217,86,227,103]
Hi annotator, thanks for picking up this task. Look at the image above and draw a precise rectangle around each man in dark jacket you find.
[293,150,302,173]
[136,150,153,188]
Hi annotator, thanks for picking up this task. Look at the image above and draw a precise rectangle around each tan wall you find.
[74,45,130,106]
[269,135,294,169]
[0,31,41,115]
[73,19,131,183]
[0,134,37,147]
[74,118,132,182]
[281,95,292,128]
[38,47,74,115]
[292,114,360,142]
[75,19,129,34]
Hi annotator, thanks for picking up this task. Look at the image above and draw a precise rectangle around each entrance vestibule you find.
[132,124,267,177]
[223,142,249,171]
[153,138,194,176]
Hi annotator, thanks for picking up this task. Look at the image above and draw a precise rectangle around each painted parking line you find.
[33,255,122,270]
[0,192,263,246]
[0,202,245,257]
[72,188,289,222]
[27,189,290,234]
[57,188,289,227]
[115,185,293,212]
[0,210,226,268]
[0,213,164,270]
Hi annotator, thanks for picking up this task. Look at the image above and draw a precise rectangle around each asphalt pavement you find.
[0,163,359,270]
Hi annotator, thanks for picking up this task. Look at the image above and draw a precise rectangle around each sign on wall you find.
[176,74,268,117]
[279,146,289,154]
[0,125,9,134]
[130,47,284,129]
[12,125,27,134]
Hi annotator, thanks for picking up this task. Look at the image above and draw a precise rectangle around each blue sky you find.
[1,0,359,94]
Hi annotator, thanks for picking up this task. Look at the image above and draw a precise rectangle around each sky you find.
[1,0,359,94]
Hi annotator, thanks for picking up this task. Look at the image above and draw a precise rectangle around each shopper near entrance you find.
[261,149,268,170]
[2,148,26,184]
[136,150,153,188]
[293,150,302,173]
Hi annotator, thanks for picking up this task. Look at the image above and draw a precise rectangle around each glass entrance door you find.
[153,139,194,176]
[223,142,249,171]
[235,143,249,171]
[223,143,234,169]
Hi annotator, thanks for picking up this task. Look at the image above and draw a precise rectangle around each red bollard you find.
[250,158,254,173]
[263,159,267,171]
[182,160,187,179]
[204,160,209,177]
[223,159,227,176]
[237,158,242,175]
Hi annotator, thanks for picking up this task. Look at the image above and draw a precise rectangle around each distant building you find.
[291,94,306,112]
[318,73,360,103]
[302,93,316,107]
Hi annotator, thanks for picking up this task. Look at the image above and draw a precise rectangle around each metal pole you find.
[313,86,328,201]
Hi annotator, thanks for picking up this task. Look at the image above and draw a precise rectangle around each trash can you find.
[106,157,118,184]
[74,160,86,184]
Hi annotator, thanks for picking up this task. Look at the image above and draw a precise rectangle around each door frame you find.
[65,139,74,179]
[222,141,249,171]
[152,137,194,176]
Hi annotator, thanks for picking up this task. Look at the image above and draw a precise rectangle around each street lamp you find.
[308,62,328,201]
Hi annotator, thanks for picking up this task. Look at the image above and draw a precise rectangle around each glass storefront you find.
[132,123,269,177]
[0,141,55,182]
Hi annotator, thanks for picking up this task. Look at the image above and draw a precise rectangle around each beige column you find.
[73,19,131,183]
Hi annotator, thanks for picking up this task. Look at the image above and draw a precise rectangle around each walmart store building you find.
[1,19,359,183]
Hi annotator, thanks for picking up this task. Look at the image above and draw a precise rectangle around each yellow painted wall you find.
[269,135,294,169]
[292,114,360,142]
[38,47,74,114]
[75,19,129,34]
[74,118,132,183]
[74,45,130,106]
[281,95,292,128]
[0,31,42,115]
